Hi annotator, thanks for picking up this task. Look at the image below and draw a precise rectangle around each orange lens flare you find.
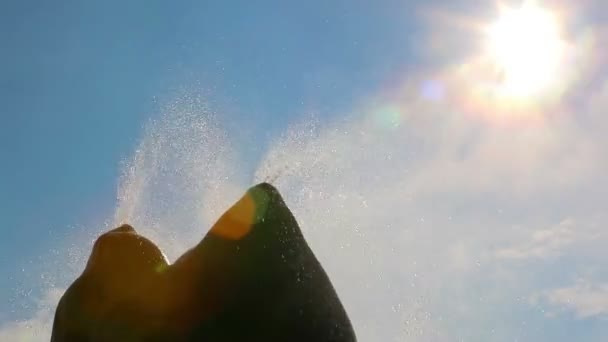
[209,188,270,240]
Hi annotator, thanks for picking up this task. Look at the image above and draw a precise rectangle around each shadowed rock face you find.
[51,183,356,341]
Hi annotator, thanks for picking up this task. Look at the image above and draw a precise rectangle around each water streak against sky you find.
[113,92,245,262]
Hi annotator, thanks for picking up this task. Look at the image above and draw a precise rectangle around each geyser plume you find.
[254,116,439,341]
[113,94,245,261]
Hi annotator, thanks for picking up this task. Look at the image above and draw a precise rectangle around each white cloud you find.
[495,219,577,260]
[539,280,608,319]
[0,288,63,342]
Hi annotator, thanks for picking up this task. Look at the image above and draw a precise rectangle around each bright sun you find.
[485,2,565,99]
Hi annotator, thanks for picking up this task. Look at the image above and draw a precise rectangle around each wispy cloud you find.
[0,288,63,342]
[495,219,577,260]
[538,280,608,319]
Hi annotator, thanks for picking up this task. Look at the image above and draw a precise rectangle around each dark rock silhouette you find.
[51,183,356,341]
[51,224,171,341]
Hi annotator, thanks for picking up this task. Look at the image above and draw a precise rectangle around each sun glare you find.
[485,2,564,99]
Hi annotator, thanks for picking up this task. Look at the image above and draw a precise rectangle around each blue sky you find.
[3,0,608,341]
[1,0,419,260]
